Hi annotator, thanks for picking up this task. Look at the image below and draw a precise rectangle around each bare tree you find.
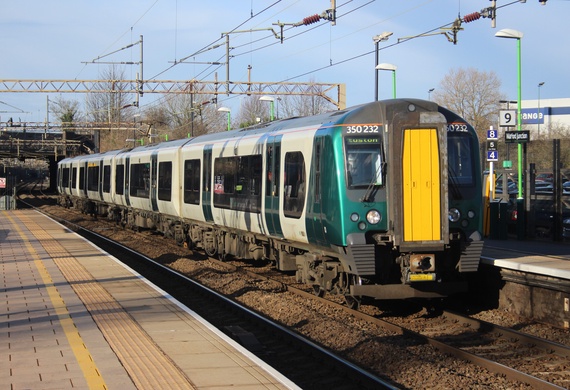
[235,95,268,128]
[85,65,136,151]
[235,80,336,128]
[432,67,506,141]
[279,82,336,118]
[162,93,225,138]
[49,96,83,134]
[141,105,171,142]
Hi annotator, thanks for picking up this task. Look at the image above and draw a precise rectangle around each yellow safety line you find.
[5,212,107,390]
[16,211,195,389]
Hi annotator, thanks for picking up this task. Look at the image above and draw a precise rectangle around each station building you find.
[520,98,570,138]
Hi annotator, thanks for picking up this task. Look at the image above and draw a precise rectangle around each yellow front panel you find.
[402,128,441,242]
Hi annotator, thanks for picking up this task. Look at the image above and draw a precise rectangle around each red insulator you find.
[463,12,481,23]
[302,14,321,26]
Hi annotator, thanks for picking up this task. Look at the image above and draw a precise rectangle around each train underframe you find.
[59,196,478,308]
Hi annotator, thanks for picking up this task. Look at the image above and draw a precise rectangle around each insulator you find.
[463,12,481,23]
[302,14,321,26]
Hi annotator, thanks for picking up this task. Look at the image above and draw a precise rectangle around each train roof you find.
[58,99,466,164]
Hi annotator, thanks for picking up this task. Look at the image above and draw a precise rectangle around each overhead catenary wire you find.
[81,0,529,123]
[149,0,284,80]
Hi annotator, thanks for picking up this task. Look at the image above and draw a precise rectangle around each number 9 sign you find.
[499,110,517,127]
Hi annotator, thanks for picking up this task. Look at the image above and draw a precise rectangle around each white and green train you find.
[58,99,483,307]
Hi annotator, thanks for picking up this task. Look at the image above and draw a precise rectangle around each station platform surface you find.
[0,209,298,390]
[482,237,570,280]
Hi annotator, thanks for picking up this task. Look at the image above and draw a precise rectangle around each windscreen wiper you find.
[361,162,385,202]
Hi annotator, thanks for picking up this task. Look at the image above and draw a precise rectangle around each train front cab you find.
[334,100,479,300]
[440,106,484,275]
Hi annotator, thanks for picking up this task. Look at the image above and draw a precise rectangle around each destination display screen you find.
[345,137,380,144]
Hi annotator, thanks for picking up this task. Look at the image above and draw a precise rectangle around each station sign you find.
[486,129,498,140]
[499,110,517,127]
[486,150,498,162]
[504,130,530,143]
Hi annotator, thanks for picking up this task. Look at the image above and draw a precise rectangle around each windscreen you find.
[448,133,475,187]
[345,139,383,188]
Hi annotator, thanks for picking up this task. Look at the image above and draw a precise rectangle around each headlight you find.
[350,212,359,222]
[366,210,381,224]
[467,210,476,219]
[448,208,461,222]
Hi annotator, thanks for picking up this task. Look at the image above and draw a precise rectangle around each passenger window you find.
[79,167,85,190]
[130,163,151,198]
[158,161,172,201]
[183,159,200,204]
[103,165,111,193]
[213,155,262,212]
[61,168,70,188]
[283,152,306,219]
[115,164,124,195]
[72,167,77,189]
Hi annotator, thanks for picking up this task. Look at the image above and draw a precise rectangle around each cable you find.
[149,0,284,79]
[76,0,160,79]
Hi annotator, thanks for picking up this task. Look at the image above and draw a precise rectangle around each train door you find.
[402,128,441,242]
[98,159,104,200]
[125,157,131,207]
[202,145,214,222]
[150,152,158,211]
[264,135,283,237]
[80,162,87,197]
[307,135,327,246]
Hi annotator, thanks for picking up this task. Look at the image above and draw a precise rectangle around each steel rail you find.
[220,260,566,389]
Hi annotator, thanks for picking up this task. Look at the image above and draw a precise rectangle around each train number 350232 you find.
[345,125,380,134]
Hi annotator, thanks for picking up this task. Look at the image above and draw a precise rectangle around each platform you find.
[0,209,298,390]
[481,238,570,329]
[482,238,570,280]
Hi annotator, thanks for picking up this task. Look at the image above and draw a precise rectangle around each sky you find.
[1,0,569,123]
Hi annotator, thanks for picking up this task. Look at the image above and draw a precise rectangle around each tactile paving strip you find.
[14,211,196,390]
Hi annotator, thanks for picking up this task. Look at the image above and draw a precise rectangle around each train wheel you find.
[205,244,217,257]
[217,232,226,261]
[312,285,325,298]
[204,231,217,257]
[344,295,361,310]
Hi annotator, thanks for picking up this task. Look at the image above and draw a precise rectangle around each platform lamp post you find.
[373,32,393,101]
[496,28,525,240]
[495,28,523,200]
[538,81,545,137]
[217,107,231,131]
[428,88,435,101]
[259,96,275,121]
[375,63,397,99]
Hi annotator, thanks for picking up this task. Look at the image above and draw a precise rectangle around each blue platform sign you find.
[487,129,498,140]
[486,150,498,162]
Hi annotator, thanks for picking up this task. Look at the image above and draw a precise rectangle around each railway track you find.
[17,192,570,389]
[214,257,570,389]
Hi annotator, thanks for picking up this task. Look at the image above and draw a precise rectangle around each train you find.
[57,99,483,307]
